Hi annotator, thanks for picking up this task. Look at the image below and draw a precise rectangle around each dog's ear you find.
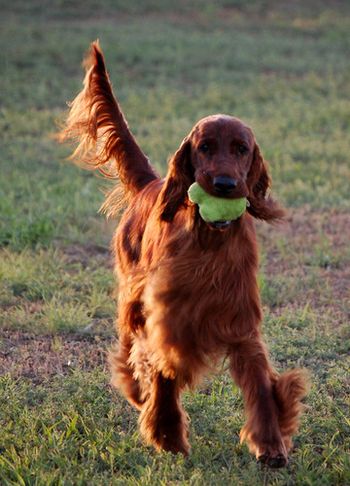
[159,137,194,222]
[246,143,285,222]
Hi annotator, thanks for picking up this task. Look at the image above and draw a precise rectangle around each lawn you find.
[0,0,349,484]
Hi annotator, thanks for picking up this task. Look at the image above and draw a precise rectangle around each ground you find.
[0,1,349,484]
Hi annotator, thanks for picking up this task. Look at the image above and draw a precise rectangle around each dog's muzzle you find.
[207,220,232,230]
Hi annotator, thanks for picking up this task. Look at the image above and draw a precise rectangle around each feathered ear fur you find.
[158,137,194,222]
[246,143,285,222]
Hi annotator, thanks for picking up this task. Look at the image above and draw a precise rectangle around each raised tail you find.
[58,40,159,196]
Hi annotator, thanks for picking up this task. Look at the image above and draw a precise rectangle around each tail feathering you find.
[58,40,158,195]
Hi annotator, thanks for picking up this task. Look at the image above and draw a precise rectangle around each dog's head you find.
[159,114,284,226]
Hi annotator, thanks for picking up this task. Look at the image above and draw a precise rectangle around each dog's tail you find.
[274,369,309,450]
[58,40,158,196]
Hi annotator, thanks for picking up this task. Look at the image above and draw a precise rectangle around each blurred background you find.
[1,1,349,484]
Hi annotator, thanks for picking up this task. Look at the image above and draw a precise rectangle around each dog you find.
[59,41,308,468]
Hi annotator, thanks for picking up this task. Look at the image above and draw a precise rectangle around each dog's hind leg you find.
[109,334,145,410]
[109,286,149,410]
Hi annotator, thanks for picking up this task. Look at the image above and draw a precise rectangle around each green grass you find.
[0,0,349,484]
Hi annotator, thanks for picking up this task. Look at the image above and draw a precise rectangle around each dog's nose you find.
[213,176,237,194]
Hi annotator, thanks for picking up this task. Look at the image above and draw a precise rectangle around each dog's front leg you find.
[139,373,190,455]
[229,338,288,468]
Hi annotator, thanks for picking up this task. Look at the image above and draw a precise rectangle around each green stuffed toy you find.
[188,182,247,223]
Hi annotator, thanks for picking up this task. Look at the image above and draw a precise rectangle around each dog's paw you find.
[256,444,288,468]
[139,402,190,456]
[157,429,190,456]
[153,409,190,456]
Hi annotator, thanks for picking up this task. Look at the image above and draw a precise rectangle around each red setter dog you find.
[60,42,308,468]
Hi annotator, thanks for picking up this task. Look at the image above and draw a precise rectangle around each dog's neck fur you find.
[181,202,249,252]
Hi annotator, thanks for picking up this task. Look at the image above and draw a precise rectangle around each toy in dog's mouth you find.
[188,182,247,230]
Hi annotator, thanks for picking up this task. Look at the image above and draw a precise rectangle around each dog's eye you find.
[237,144,248,155]
[199,143,210,153]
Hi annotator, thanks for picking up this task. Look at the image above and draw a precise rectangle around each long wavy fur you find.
[59,42,308,467]
[58,40,158,195]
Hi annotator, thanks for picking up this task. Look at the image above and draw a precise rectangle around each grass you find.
[0,0,349,484]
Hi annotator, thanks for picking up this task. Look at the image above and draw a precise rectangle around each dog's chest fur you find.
[141,215,260,347]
